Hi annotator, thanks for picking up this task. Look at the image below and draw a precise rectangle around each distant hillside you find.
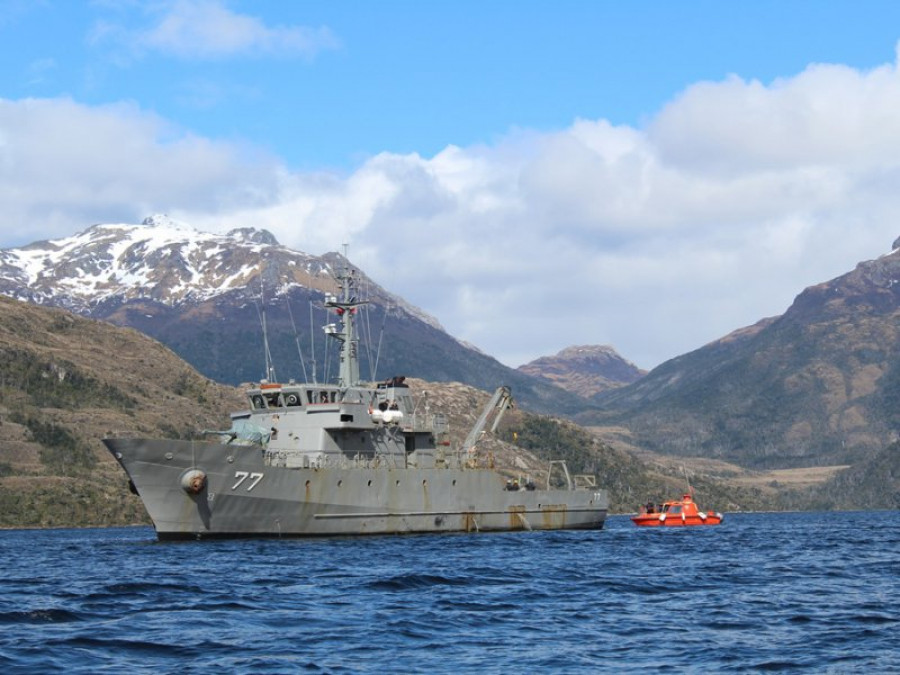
[804,441,900,510]
[582,239,900,472]
[0,295,244,528]
[518,345,645,398]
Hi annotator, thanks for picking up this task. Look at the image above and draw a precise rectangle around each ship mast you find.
[323,255,367,388]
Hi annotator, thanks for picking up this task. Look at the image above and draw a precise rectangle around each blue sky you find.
[6,1,899,168]
[3,1,900,369]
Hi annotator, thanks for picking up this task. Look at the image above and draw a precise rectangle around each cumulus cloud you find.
[92,0,339,61]
[0,97,282,243]
[651,63,900,173]
[4,48,900,368]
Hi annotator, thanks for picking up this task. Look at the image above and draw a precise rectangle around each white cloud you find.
[0,96,281,243]
[650,62,900,173]
[92,0,339,61]
[4,46,900,369]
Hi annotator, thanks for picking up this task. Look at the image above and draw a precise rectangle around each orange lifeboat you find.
[631,493,723,527]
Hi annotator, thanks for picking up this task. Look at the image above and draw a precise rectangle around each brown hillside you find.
[586,243,900,474]
[0,296,244,528]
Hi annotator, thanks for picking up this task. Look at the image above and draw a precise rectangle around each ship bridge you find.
[232,376,444,470]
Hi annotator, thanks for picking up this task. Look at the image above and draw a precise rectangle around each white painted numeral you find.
[232,471,264,491]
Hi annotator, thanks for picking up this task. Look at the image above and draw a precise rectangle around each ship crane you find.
[461,386,513,457]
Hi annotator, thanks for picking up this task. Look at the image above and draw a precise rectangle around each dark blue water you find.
[1,512,897,674]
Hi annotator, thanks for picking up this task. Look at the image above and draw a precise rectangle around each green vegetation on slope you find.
[9,412,97,475]
[0,348,136,411]
[0,296,245,529]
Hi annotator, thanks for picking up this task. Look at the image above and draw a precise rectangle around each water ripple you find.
[0,511,897,673]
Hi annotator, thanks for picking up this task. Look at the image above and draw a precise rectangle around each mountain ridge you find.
[583,237,900,472]
[0,215,445,332]
[0,216,595,416]
[518,345,646,397]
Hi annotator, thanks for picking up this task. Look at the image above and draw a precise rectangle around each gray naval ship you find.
[104,264,608,539]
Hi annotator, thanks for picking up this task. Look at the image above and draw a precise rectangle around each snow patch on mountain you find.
[0,215,316,308]
[0,215,447,335]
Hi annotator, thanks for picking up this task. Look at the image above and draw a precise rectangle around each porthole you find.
[337,480,343,487]
[367,479,372,486]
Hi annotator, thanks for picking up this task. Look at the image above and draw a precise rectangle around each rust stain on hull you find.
[508,505,527,530]
[541,504,568,529]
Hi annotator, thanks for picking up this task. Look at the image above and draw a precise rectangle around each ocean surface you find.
[0,511,897,674]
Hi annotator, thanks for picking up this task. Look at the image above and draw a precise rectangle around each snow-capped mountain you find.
[0,216,589,415]
[0,214,441,330]
[1,215,310,308]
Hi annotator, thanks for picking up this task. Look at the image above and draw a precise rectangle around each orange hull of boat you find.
[631,513,723,527]
[631,494,723,527]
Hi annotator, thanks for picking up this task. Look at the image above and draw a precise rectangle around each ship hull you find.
[105,438,608,539]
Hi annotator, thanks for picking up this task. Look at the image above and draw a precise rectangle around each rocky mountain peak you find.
[226,227,280,246]
[517,344,645,398]
[140,214,192,230]
[0,216,461,389]
[0,216,328,311]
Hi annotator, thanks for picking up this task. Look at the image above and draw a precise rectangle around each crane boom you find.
[461,386,513,455]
